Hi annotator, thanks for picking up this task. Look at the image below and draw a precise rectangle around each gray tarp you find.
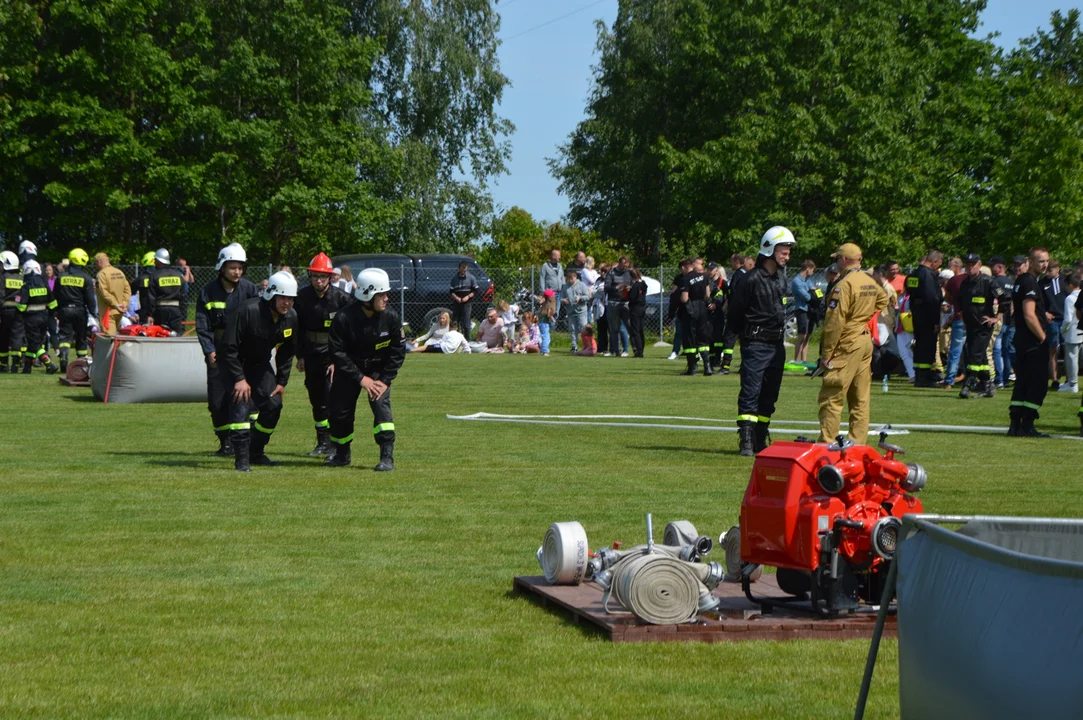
[91,334,207,403]
[896,519,1083,720]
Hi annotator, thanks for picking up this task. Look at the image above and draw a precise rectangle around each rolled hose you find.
[537,521,589,585]
[613,555,701,625]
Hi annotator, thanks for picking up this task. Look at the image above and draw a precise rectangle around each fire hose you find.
[537,521,589,585]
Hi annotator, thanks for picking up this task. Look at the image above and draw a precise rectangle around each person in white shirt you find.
[581,256,600,323]
[438,325,471,354]
[497,299,518,348]
[1059,275,1080,393]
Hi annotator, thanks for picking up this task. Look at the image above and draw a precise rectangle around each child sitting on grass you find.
[514,311,541,354]
[576,325,597,356]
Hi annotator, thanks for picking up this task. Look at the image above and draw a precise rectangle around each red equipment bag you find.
[119,324,172,338]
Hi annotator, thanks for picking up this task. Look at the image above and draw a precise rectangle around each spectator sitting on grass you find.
[411,311,451,352]
[476,308,505,352]
[514,312,541,354]
[576,324,598,356]
[416,320,471,354]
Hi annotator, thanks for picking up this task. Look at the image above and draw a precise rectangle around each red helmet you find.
[308,252,334,274]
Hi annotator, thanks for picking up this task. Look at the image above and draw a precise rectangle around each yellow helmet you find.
[69,248,89,266]
[141,251,156,267]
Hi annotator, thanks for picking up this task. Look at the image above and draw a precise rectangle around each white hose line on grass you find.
[446,412,1083,441]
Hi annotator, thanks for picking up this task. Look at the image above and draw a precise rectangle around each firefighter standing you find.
[195,243,261,456]
[1008,247,1051,437]
[17,240,38,267]
[816,244,888,444]
[147,248,187,333]
[728,226,796,456]
[220,271,298,471]
[907,250,944,387]
[54,248,96,372]
[294,252,352,456]
[678,257,713,376]
[719,254,749,374]
[1,251,24,372]
[326,268,405,471]
[708,263,728,370]
[94,253,131,334]
[136,252,157,325]
[14,260,59,374]
[957,252,1004,399]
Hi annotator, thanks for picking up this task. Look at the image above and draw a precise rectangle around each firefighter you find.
[147,248,187,333]
[678,257,713,376]
[907,250,944,387]
[718,253,749,374]
[326,268,405,471]
[708,263,728,370]
[54,248,96,372]
[1008,247,1051,437]
[728,226,796,456]
[1,251,24,372]
[14,260,59,374]
[956,252,1004,399]
[294,252,352,456]
[816,243,888,444]
[195,243,261,456]
[136,251,157,325]
[17,240,38,267]
[220,271,298,471]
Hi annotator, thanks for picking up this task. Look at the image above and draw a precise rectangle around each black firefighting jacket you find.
[14,273,57,313]
[958,273,1004,331]
[295,284,352,359]
[3,271,23,309]
[329,303,406,385]
[195,276,260,356]
[137,268,157,323]
[220,297,297,387]
[54,265,96,313]
[906,265,943,323]
[148,266,187,318]
[727,258,788,340]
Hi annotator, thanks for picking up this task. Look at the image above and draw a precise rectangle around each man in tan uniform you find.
[95,253,131,334]
[817,243,888,444]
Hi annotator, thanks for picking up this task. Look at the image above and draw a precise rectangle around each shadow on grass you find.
[63,393,99,402]
[627,444,735,456]
[110,450,325,469]
[504,588,609,641]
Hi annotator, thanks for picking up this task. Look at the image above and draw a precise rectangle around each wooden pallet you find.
[513,575,896,643]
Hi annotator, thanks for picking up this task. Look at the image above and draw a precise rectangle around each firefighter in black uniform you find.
[727,226,795,456]
[326,268,405,471]
[1,251,24,373]
[14,260,59,374]
[907,250,944,387]
[220,271,298,471]
[54,248,96,372]
[1008,247,1051,437]
[136,251,157,325]
[719,255,749,374]
[147,248,187,333]
[195,243,261,456]
[708,263,728,371]
[295,252,351,456]
[17,240,38,267]
[678,257,713,376]
[956,252,1004,399]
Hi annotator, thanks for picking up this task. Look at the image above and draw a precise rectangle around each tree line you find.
[551,1,1083,266]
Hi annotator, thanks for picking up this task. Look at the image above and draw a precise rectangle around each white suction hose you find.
[614,554,701,625]
[537,521,589,585]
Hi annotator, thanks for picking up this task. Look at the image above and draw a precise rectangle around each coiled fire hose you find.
[612,554,701,625]
[537,521,589,585]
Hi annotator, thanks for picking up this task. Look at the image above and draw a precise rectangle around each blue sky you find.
[491,0,1081,225]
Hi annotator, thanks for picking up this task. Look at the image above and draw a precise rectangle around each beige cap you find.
[831,243,862,260]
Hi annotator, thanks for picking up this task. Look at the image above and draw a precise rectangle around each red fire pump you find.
[738,433,926,616]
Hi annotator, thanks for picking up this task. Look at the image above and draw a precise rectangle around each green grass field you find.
[2,344,1081,718]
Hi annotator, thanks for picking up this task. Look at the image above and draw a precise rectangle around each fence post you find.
[658,265,664,344]
[267,263,273,281]
[530,265,536,312]
[399,265,406,325]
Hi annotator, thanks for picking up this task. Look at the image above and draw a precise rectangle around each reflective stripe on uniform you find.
[697,346,709,352]
[314,419,329,428]
[254,422,274,434]
[373,423,395,434]
[757,416,771,424]
[1009,401,1043,410]
[723,349,734,355]
[737,414,758,422]
[226,422,250,430]
[205,301,226,310]
[157,300,181,307]
[913,362,932,369]
[331,434,353,444]
[967,364,990,372]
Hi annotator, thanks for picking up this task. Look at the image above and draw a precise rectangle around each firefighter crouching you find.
[220,271,298,472]
[326,268,405,471]
[816,243,888,444]
[147,248,187,334]
[295,252,352,456]
[728,226,796,456]
[14,260,59,374]
[1,251,24,373]
[54,248,96,373]
[195,243,260,456]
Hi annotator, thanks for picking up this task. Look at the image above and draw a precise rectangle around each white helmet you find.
[263,270,298,301]
[215,242,247,271]
[22,259,42,275]
[1,250,18,271]
[758,225,796,257]
[154,248,171,265]
[18,240,38,256]
[355,268,391,302]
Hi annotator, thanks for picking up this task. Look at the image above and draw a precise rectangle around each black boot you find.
[234,437,251,472]
[958,376,975,399]
[249,435,280,466]
[59,348,69,374]
[325,442,351,467]
[22,358,32,374]
[45,358,58,375]
[979,380,995,398]
[1019,416,1050,438]
[720,354,732,375]
[700,351,713,376]
[1007,410,1021,437]
[308,426,332,456]
[681,355,697,376]
[753,422,771,453]
[214,431,233,457]
[374,441,394,472]
[738,422,755,457]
